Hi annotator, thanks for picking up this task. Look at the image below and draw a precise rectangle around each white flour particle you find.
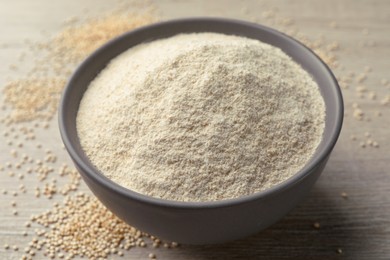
[77,33,325,202]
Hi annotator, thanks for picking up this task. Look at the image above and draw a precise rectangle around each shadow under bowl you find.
[59,18,343,245]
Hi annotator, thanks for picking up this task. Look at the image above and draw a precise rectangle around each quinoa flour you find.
[77,33,325,202]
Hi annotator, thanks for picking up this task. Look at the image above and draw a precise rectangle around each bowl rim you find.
[59,17,343,209]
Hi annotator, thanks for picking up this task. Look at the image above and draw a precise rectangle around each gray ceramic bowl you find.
[59,18,343,245]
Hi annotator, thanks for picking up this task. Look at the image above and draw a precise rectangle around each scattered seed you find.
[11,149,18,158]
[356,73,367,83]
[329,21,338,29]
[381,79,389,86]
[364,66,372,73]
[353,108,364,120]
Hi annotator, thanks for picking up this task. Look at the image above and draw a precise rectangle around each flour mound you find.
[77,33,325,202]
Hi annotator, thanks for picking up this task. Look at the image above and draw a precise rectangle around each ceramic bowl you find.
[59,18,343,244]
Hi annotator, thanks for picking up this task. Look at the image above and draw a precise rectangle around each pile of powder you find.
[77,33,326,202]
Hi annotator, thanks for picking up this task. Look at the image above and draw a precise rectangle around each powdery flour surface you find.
[77,33,325,202]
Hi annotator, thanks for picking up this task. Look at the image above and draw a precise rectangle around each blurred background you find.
[0,0,389,259]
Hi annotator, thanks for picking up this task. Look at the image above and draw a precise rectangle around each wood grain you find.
[0,0,389,259]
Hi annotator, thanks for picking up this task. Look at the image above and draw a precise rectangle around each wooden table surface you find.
[1,0,389,259]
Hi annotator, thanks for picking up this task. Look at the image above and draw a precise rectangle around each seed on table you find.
[381,79,389,86]
[340,192,348,199]
[329,21,338,28]
[364,66,372,73]
[356,85,367,93]
[11,149,18,157]
[356,73,367,83]
[313,222,321,229]
[148,253,156,259]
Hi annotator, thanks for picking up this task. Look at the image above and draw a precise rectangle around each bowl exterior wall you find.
[72,156,328,244]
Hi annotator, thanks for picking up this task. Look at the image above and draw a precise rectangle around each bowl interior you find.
[59,18,343,207]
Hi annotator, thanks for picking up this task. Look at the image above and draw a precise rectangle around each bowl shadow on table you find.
[176,167,361,259]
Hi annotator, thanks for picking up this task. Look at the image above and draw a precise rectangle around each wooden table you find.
[1,0,389,259]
